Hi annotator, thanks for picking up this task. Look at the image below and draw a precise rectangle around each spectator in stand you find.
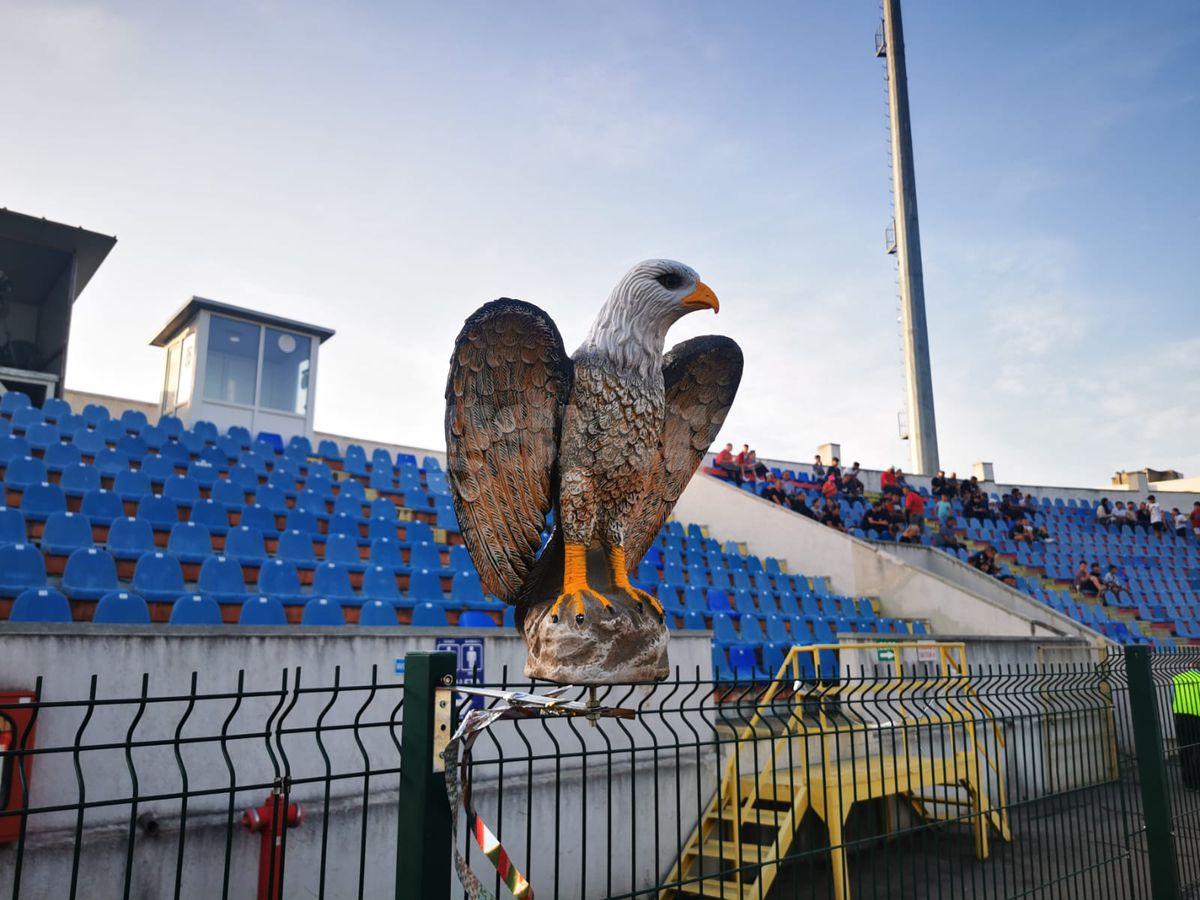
[1009,516,1032,543]
[1192,501,1200,540]
[937,517,964,552]
[761,475,789,507]
[714,443,740,483]
[963,491,990,522]
[968,545,999,576]
[812,455,826,483]
[999,489,1021,520]
[862,500,893,536]
[1148,495,1164,540]
[821,474,840,503]
[842,462,864,498]
[1075,561,1102,596]
[931,470,947,497]
[903,485,925,525]
[1096,498,1113,525]
[962,475,981,497]
[898,522,922,544]
[935,495,953,523]
[1111,500,1128,525]
[827,457,842,484]
[746,448,769,482]
[947,471,960,496]
[880,466,902,499]
[1172,508,1189,540]
[1102,564,1130,598]
[1127,502,1141,527]
[820,499,846,532]
[1135,501,1151,530]
[792,495,818,520]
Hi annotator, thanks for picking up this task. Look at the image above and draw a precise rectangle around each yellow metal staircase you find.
[661,642,1013,900]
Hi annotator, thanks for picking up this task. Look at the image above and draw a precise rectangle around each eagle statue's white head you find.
[578,259,720,378]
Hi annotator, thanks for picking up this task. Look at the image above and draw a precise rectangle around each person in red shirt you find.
[1191,501,1200,540]
[713,442,740,483]
[880,466,902,498]
[903,485,926,525]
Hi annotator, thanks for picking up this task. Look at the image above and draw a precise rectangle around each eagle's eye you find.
[656,272,684,290]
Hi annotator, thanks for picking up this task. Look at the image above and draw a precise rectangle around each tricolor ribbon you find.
[442,686,636,900]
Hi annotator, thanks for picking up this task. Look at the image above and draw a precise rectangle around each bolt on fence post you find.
[1125,644,1180,900]
[396,651,457,900]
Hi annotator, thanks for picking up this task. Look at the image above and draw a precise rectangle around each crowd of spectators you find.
[1096,495,1196,542]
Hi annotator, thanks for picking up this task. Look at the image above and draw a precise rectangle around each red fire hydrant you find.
[241,790,303,900]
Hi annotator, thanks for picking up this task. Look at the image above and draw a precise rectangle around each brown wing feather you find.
[624,336,743,570]
[445,299,573,603]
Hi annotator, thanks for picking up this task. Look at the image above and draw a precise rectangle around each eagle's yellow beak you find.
[680,281,719,314]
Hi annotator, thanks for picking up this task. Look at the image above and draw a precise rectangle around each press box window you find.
[260,328,311,415]
[203,316,260,406]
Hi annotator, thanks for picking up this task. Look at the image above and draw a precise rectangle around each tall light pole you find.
[878,0,940,475]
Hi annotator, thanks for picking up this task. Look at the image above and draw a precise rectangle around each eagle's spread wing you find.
[445,299,573,604]
[624,336,743,569]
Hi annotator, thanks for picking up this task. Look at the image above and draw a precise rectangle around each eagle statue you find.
[445,260,742,682]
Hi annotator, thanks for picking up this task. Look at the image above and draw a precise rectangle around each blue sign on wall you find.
[434,637,485,685]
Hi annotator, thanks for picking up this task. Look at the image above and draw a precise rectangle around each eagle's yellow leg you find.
[549,543,612,623]
[608,547,665,619]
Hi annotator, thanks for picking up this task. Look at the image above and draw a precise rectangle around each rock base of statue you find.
[521,548,669,684]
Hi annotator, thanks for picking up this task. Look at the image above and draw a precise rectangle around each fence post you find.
[396,651,457,900]
[1125,644,1180,900]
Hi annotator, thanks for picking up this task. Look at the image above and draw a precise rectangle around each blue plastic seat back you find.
[113,469,152,500]
[258,559,301,597]
[198,555,247,598]
[712,612,742,645]
[10,587,71,623]
[362,565,401,602]
[409,541,442,572]
[211,479,247,507]
[190,499,230,533]
[358,599,398,626]
[451,570,486,606]
[408,568,444,603]
[24,423,59,452]
[370,537,405,570]
[326,513,358,539]
[20,482,66,520]
[107,517,156,558]
[62,547,118,599]
[167,521,212,560]
[169,593,224,625]
[0,436,30,463]
[411,602,449,627]
[370,498,397,520]
[333,494,365,520]
[5,456,48,487]
[43,442,82,472]
[93,591,151,624]
[238,595,288,625]
[728,646,761,681]
[0,392,31,415]
[41,397,72,423]
[277,529,316,563]
[707,589,733,614]
[162,475,200,505]
[256,484,291,513]
[238,504,277,536]
[132,551,186,598]
[458,610,496,628]
[139,454,177,482]
[405,520,434,545]
[42,511,93,554]
[136,495,179,530]
[284,508,320,535]
[0,506,26,545]
[93,448,130,476]
[324,533,363,566]
[301,597,345,626]
[312,562,355,599]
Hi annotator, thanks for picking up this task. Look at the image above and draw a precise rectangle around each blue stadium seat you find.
[62,547,118,601]
[190,499,230,536]
[93,591,151,625]
[301,596,345,626]
[80,402,110,427]
[369,468,394,492]
[169,593,223,626]
[136,495,179,530]
[370,537,406,571]
[407,568,444,604]
[238,595,288,626]
[277,529,317,566]
[198,555,248,603]
[20,482,66,521]
[728,646,766,681]
[43,442,82,473]
[79,489,122,526]
[93,448,130,477]
[458,610,496,629]
[362,565,405,607]
[405,520,434,545]
[325,513,359,540]
[9,587,71,623]
[117,434,148,459]
[369,498,397,521]
[711,646,736,682]
[157,415,184,439]
[24,423,60,453]
[324,533,365,571]
[162,475,200,507]
[41,511,93,556]
[41,397,72,423]
[711,612,743,648]
[187,461,221,489]
[139,425,166,452]
[139,454,177,482]
[312,562,356,601]
[409,541,443,573]
[213,528,261,570]
[256,431,284,454]
[332,494,366,521]
[119,409,148,434]
[167,521,213,564]
[284,508,320,535]
[0,391,31,416]
[238,504,278,537]
[113,469,152,501]
[0,435,29,464]
[367,517,399,545]
[9,406,41,431]
[411,602,449,627]
[132,551,186,601]
[257,559,304,602]
[60,464,103,499]
[192,420,219,443]
[0,506,26,545]
[211,478,247,508]
[357,598,398,626]
[452,570,499,610]
[73,429,105,457]
[225,425,251,448]
[228,462,260,489]
[447,544,475,575]
[4,456,48,487]
[107,517,156,561]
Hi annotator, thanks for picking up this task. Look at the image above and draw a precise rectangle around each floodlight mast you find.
[879,0,940,475]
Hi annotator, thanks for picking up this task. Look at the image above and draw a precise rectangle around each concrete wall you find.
[0,625,712,899]
[673,474,1110,644]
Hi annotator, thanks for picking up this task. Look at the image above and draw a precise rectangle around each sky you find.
[2,1,1197,488]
